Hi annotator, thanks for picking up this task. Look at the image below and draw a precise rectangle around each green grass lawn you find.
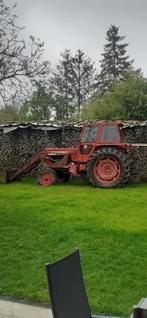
[0,178,147,316]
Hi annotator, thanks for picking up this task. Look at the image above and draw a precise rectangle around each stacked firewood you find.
[0,128,62,170]
[62,126,81,147]
[0,131,19,170]
[17,128,62,166]
[123,125,147,181]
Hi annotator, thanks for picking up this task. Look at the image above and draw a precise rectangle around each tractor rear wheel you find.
[87,147,130,188]
[38,167,57,186]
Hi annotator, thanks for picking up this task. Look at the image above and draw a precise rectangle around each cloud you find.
[16,0,147,75]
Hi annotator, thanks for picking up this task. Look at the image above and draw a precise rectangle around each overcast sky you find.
[16,0,147,75]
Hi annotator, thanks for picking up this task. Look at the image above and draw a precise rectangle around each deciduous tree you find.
[82,70,147,121]
[0,0,50,103]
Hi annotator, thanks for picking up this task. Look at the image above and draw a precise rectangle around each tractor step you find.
[0,169,17,184]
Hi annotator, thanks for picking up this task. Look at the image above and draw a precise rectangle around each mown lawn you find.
[0,178,147,316]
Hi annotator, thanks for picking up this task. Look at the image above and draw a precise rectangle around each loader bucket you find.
[0,169,17,184]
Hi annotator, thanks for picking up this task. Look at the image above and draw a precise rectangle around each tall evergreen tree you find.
[27,82,53,121]
[52,49,95,120]
[97,25,134,93]
[70,49,95,117]
[51,49,74,120]
[53,95,70,120]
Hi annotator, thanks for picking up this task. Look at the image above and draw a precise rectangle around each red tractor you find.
[0,121,131,188]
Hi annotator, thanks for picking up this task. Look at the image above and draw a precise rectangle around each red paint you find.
[9,121,131,187]
[93,158,120,184]
[39,173,53,186]
[69,163,77,175]
[79,164,86,171]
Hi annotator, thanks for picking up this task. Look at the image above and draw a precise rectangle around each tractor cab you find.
[75,121,130,188]
[80,125,99,143]
[78,122,122,161]
[79,122,121,145]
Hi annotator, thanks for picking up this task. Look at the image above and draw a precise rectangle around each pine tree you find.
[51,49,74,120]
[52,49,95,120]
[98,25,134,93]
[28,82,53,121]
[70,49,95,117]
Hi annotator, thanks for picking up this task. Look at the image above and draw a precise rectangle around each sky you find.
[16,0,147,75]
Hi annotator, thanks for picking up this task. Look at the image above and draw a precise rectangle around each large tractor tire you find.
[38,167,57,186]
[87,147,130,188]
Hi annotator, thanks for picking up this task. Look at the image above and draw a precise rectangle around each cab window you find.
[81,126,98,142]
[101,125,118,141]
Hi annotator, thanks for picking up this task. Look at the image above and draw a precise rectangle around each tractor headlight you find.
[80,145,93,154]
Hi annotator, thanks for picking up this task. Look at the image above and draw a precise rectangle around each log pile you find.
[0,122,147,182]
[123,125,147,181]
[17,128,62,166]
[0,130,19,170]
[62,126,81,147]
[0,127,62,171]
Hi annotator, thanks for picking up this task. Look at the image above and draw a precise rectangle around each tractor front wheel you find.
[38,167,57,186]
[87,147,130,188]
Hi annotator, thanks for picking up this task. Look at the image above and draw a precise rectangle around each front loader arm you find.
[9,149,48,181]
[9,149,70,181]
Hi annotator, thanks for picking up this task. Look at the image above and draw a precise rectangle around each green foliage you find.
[70,49,95,116]
[1,179,147,316]
[97,25,133,93]
[82,71,147,120]
[27,82,54,121]
[117,70,147,120]
[0,103,29,122]
[52,49,95,119]
[82,95,122,120]
[52,50,74,119]
[53,95,74,120]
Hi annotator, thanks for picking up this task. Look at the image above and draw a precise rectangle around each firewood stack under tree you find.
[0,121,147,183]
